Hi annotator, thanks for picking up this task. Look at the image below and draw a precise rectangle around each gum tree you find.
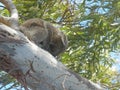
[0,0,104,90]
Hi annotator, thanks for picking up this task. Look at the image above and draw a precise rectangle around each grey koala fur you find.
[20,18,68,57]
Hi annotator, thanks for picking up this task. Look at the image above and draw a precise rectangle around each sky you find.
[110,52,120,72]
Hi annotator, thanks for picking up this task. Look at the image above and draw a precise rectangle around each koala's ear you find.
[56,29,68,48]
[62,34,68,48]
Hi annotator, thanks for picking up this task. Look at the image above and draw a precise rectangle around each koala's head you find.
[48,33,67,56]
[41,23,68,57]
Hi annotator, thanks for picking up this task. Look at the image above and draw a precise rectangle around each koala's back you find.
[20,18,49,45]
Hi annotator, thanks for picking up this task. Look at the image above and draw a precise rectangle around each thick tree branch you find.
[0,24,104,90]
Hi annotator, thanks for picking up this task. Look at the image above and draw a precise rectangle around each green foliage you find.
[0,71,20,90]
[0,0,120,89]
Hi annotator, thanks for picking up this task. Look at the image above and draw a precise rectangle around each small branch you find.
[0,0,19,30]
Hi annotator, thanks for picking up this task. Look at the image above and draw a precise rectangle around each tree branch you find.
[0,0,19,30]
[0,24,104,90]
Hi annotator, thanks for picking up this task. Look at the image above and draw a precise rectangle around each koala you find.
[20,18,68,57]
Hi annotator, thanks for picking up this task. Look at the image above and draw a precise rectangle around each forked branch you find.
[0,0,19,30]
